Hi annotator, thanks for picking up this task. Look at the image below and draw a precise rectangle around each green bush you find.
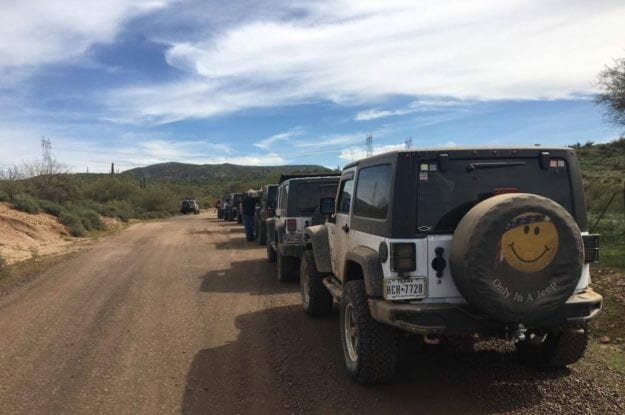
[97,200,135,222]
[0,190,9,202]
[77,208,105,231]
[39,200,64,217]
[58,211,86,237]
[12,193,40,214]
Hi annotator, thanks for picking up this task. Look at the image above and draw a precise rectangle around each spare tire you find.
[449,193,583,324]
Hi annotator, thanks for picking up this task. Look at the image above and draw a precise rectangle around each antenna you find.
[366,134,373,157]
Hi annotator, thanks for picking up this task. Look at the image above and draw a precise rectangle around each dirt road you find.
[0,214,623,414]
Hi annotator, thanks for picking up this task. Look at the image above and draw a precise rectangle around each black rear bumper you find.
[367,288,602,335]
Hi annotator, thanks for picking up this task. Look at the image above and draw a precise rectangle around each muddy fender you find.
[304,225,332,274]
[345,246,384,298]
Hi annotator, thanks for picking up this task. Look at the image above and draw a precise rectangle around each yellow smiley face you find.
[500,212,559,273]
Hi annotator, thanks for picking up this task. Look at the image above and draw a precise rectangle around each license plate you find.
[384,277,427,300]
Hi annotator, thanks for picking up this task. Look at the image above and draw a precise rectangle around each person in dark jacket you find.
[242,191,259,241]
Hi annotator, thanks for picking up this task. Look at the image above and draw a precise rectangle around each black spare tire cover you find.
[449,193,583,324]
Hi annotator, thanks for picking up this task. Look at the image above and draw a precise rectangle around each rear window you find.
[265,186,277,207]
[417,158,574,232]
[353,164,392,219]
[293,181,338,215]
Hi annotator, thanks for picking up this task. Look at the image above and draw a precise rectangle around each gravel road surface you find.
[0,214,623,414]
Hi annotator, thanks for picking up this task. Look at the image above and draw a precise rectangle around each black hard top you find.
[343,146,577,170]
[279,173,340,183]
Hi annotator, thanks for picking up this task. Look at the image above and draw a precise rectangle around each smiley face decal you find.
[499,212,559,273]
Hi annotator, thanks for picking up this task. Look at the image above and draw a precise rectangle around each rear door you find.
[330,168,356,280]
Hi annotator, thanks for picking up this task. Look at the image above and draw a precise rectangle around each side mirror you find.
[320,197,335,215]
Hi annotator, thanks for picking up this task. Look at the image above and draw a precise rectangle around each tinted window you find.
[279,186,288,211]
[265,186,277,208]
[417,158,574,232]
[337,179,354,214]
[294,181,339,215]
[354,164,392,219]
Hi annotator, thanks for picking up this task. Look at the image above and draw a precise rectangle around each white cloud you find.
[104,0,625,123]
[339,143,406,162]
[0,0,170,70]
[254,127,304,149]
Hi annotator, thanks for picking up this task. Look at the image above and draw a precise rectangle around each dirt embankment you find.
[0,203,119,264]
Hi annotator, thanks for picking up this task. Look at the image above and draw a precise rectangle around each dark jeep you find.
[255,184,278,246]
[180,198,200,215]
[302,147,601,384]
[266,176,340,282]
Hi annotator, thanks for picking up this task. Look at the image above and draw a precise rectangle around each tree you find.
[597,57,625,127]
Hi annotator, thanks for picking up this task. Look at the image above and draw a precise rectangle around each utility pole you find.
[366,134,373,158]
[111,163,115,176]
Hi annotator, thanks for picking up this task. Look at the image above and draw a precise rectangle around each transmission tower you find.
[366,134,373,158]
[405,138,413,149]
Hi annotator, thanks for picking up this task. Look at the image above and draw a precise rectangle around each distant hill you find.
[123,162,333,184]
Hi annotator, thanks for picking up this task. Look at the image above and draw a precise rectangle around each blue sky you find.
[1,0,624,172]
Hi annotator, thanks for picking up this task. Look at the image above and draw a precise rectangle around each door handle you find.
[341,224,350,233]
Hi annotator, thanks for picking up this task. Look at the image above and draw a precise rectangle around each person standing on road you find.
[242,190,258,241]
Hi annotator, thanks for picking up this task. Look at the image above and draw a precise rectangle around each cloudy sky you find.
[1,0,624,172]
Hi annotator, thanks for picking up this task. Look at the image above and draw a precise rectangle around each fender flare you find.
[304,225,332,274]
[345,246,384,298]
[266,218,277,244]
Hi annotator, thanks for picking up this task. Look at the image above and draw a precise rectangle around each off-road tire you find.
[300,250,333,317]
[517,327,589,368]
[340,280,397,384]
[277,250,299,282]
[258,222,266,245]
[267,240,277,263]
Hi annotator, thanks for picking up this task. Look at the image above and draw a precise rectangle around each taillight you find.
[286,218,297,233]
[583,234,599,263]
[390,243,416,272]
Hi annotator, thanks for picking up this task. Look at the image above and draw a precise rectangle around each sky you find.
[1,0,624,172]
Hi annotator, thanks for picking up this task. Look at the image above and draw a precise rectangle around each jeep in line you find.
[301,148,602,383]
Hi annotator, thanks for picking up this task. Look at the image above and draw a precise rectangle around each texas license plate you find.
[384,277,427,300]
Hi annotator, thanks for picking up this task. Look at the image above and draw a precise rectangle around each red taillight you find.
[286,219,297,233]
[493,187,518,195]
[390,243,416,272]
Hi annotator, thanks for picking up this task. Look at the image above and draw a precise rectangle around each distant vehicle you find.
[255,184,278,245]
[266,176,340,282]
[180,198,200,215]
[302,147,602,384]
[229,192,245,222]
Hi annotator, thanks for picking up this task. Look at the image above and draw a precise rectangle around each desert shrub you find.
[132,188,177,214]
[76,208,105,231]
[11,193,40,214]
[58,211,85,237]
[84,178,138,203]
[39,200,64,217]
[96,200,136,222]
[0,190,9,202]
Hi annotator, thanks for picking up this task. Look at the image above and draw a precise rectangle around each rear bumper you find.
[368,288,602,335]
[277,242,305,258]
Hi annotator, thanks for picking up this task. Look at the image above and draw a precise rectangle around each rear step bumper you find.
[367,288,603,336]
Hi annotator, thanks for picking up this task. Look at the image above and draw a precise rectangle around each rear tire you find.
[300,250,333,317]
[517,327,589,368]
[258,222,266,245]
[340,280,397,384]
[277,249,299,282]
[267,240,276,263]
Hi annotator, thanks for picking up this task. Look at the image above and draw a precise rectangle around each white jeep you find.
[266,176,339,282]
[301,148,602,384]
